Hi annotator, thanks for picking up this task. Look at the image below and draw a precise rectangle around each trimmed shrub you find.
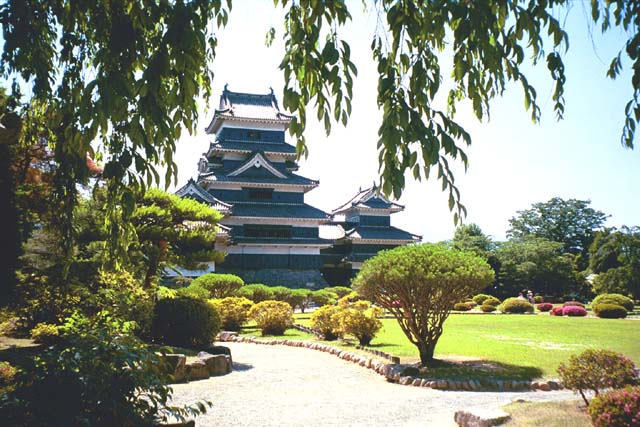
[557,349,638,405]
[0,361,17,395]
[537,302,553,312]
[309,289,338,307]
[481,304,497,313]
[157,286,177,299]
[483,296,501,307]
[594,304,628,319]
[30,323,60,344]
[287,288,311,312]
[500,297,534,314]
[209,297,253,331]
[453,302,473,311]
[588,386,640,427]
[176,284,209,300]
[472,294,492,305]
[562,306,587,317]
[534,295,544,303]
[151,296,221,348]
[269,286,293,303]
[550,306,564,316]
[248,300,293,336]
[191,273,244,299]
[592,293,634,312]
[310,305,341,340]
[236,284,274,303]
[335,300,383,346]
[563,301,585,308]
[323,286,353,299]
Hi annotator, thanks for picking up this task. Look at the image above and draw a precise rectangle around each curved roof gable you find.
[175,178,232,213]
[332,184,404,215]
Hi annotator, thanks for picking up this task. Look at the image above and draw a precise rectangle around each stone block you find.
[186,359,210,381]
[199,353,232,376]
[160,354,187,383]
[454,407,511,427]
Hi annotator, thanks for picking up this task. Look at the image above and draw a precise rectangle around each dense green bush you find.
[0,313,209,425]
[176,284,210,300]
[269,286,293,302]
[309,289,338,307]
[310,305,341,340]
[594,304,628,319]
[534,295,544,303]
[0,361,17,395]
[500,298,534,314]
[453,302,473,311]
[287,289,311,312]
[237,284,275,303]
[472,294,492,305]
[324,286,353,298]
[592,293,634,311]
[30,323,60,345]
[588,386,640,427]
[191,273,244,299]
[557,349,638,405]
[483,296,501,307]
[248,300,293,335]
[480,304,497,312]
[151,297,221,348]
[209,297,253,331]
[335,300,383,346]
[157,285,178,299]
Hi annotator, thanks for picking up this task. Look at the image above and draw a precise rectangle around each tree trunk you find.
[417,341,436,366]
[144,255,159,289]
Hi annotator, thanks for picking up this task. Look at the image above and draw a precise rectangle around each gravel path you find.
[171,342,577,426]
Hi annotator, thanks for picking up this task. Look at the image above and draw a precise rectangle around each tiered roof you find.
[332,184,404,215]
[205,86,294,134]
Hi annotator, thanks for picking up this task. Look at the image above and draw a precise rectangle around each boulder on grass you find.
[454,407,511,427]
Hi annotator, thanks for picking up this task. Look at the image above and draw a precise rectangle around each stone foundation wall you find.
[215,268,327,288]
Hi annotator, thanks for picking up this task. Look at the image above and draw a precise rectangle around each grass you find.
[291,312,640,380]
[502,400,591,426]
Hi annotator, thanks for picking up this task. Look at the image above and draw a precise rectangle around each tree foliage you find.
[495,237,579,299]
[507,197,608,269]
[353,243,493,365]
[589,226,640,299]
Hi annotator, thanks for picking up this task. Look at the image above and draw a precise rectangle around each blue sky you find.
[171,2,639,243]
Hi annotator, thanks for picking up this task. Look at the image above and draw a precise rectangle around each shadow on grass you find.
[417,358,544,382]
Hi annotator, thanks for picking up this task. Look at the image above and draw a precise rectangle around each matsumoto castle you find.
[176,86,420,287]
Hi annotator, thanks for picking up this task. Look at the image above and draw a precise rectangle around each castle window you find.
[245,225,291,238]
[248,188,273,200]
[247,130,262,140]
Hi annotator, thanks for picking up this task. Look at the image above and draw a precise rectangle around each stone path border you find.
[217,332,564,392]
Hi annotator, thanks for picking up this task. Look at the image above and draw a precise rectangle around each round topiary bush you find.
[481,303,497,313]
[176,284,209,300]
[191,273,244,299]
[472,294,492,305]
[236,284,275,303]
[30,323,60,345]
[151,296,221,348]
[483,296,501,307]
[500,297,534,314]
[534,295,544,303]
[537,302,553,312]
[592,293,634,312]
[563,301,585,308]
[248,300,293,336]
[588,386,640,427]
[453,302,472,311]
[209,297,254,331]
[562,306,587,317]
[594,303,628,319]
[550,306,564,316]
[309,289,339,307]
[310,305,341,340]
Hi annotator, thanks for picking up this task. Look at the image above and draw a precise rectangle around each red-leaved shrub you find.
[563,306,587,317]
[537,302,553,312]
[588,386,640,427]
[550,306,564,316]
[563,301,585,308]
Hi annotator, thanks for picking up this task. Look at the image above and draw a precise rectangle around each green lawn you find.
[292,312,640,380]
